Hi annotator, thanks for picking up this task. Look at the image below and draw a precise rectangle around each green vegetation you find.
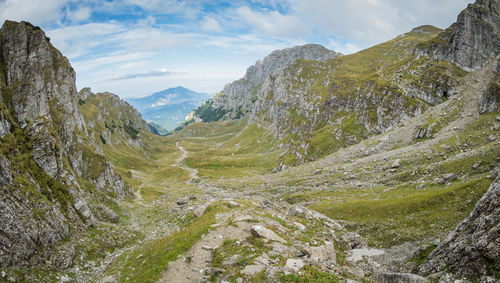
[194,100,228,122]
[108,203,225,282]
[279,265,339,283]
[309,178,491,247]
[124,121,139,139]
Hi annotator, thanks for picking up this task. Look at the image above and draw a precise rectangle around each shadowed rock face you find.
[418,172,500,277]
[0,21,131,267]
[415,0,500,71]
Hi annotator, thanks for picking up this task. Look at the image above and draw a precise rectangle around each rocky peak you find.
[244,44,341,86]
[191,44,341,122]
[0,21,86,145]
[415,0,500,71]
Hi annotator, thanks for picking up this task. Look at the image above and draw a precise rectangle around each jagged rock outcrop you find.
[0,21,131,267]
[479,58,500,113]
[79,88,150,149]
[418,173,500,277]
[192,44,341,122]
[414,0,500,71]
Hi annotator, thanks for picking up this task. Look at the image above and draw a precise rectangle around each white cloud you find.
[0,0,66,25]
[288,0,472,47]
[66,6,92,23]
[236,6,309,38]
[201,16,223,33]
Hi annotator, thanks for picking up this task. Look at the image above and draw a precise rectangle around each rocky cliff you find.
[79,88,150,149]
[418,171,500,278]
[414,0,500,71]
[190,44,341,123]
[0,21,131,267]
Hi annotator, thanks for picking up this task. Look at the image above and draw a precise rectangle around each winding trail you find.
[174,142,199,182]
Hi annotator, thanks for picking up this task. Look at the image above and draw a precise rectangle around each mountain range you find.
[0,0,499,282]
[127,86,211,131]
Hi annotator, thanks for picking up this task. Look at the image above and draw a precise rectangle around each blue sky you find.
[0,0,472,98]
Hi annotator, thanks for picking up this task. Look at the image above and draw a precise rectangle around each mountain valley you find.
[0,1,499,282]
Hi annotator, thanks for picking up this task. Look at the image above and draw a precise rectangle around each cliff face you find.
[79,88,150,150]
[415,0,500,71]
[418,171,500,277]
[0,21,131,267]
[193,44,341,122]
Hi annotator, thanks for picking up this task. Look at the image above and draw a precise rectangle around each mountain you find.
[0,21,133,267]
[127,86,212,131]
[1,0,499,281]
[189,28,468,168]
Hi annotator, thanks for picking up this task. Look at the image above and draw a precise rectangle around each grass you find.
[108,203,225,282]
[310,177,492,247]
[279,265,339,283]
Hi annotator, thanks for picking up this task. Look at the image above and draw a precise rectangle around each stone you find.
[194,202,213,218]
[236,278,243,283]
[176,198,188,205]
[234,215,253,222]
[293,222,306,231]
[99,276,118,283]
[251,225,286,243]
[306,241,336,265]
[284,259,305,274]
[414,0,500,71]
[376,272,428,283]
[94,204,120,223]
[418,173,500,277]
[347,248,385,264]
[254,253,271,266]
[442,173,457,182]
[391,159,401,168]
[240,264,265,276]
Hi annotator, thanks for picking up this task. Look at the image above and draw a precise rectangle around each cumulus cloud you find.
[66,6,92,23]
[236,6,309,38]
[0,0,66,25]
[201,16,223,33]
[288,0,471,47]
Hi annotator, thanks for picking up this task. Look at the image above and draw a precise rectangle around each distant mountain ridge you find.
[127,87,211,131]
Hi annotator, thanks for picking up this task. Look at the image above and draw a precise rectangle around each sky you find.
[0,0,473,98]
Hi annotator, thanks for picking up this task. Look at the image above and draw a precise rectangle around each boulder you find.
[306,241,336,265]
[377,272,428,283]
[251,225,286,243]
[240,264,266,276]
[284,259,304,274]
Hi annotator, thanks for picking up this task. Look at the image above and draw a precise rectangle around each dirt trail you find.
[159,212,253,283]
[174,142,199,182]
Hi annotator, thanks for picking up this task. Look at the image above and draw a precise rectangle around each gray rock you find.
[418,172,500,277]
[240,264,265,276]
[253,253,271,266]
[306,241,336,265]
[284,259,305,274]
[194,201,213,217]
[377,272,428,283]
[479,59,500,114]
[414,0,500,71]
[347,248,385,263]
[443,173,457,182]
[251,225,286,243]
[391,159,401,168]
[94,204,120,223]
